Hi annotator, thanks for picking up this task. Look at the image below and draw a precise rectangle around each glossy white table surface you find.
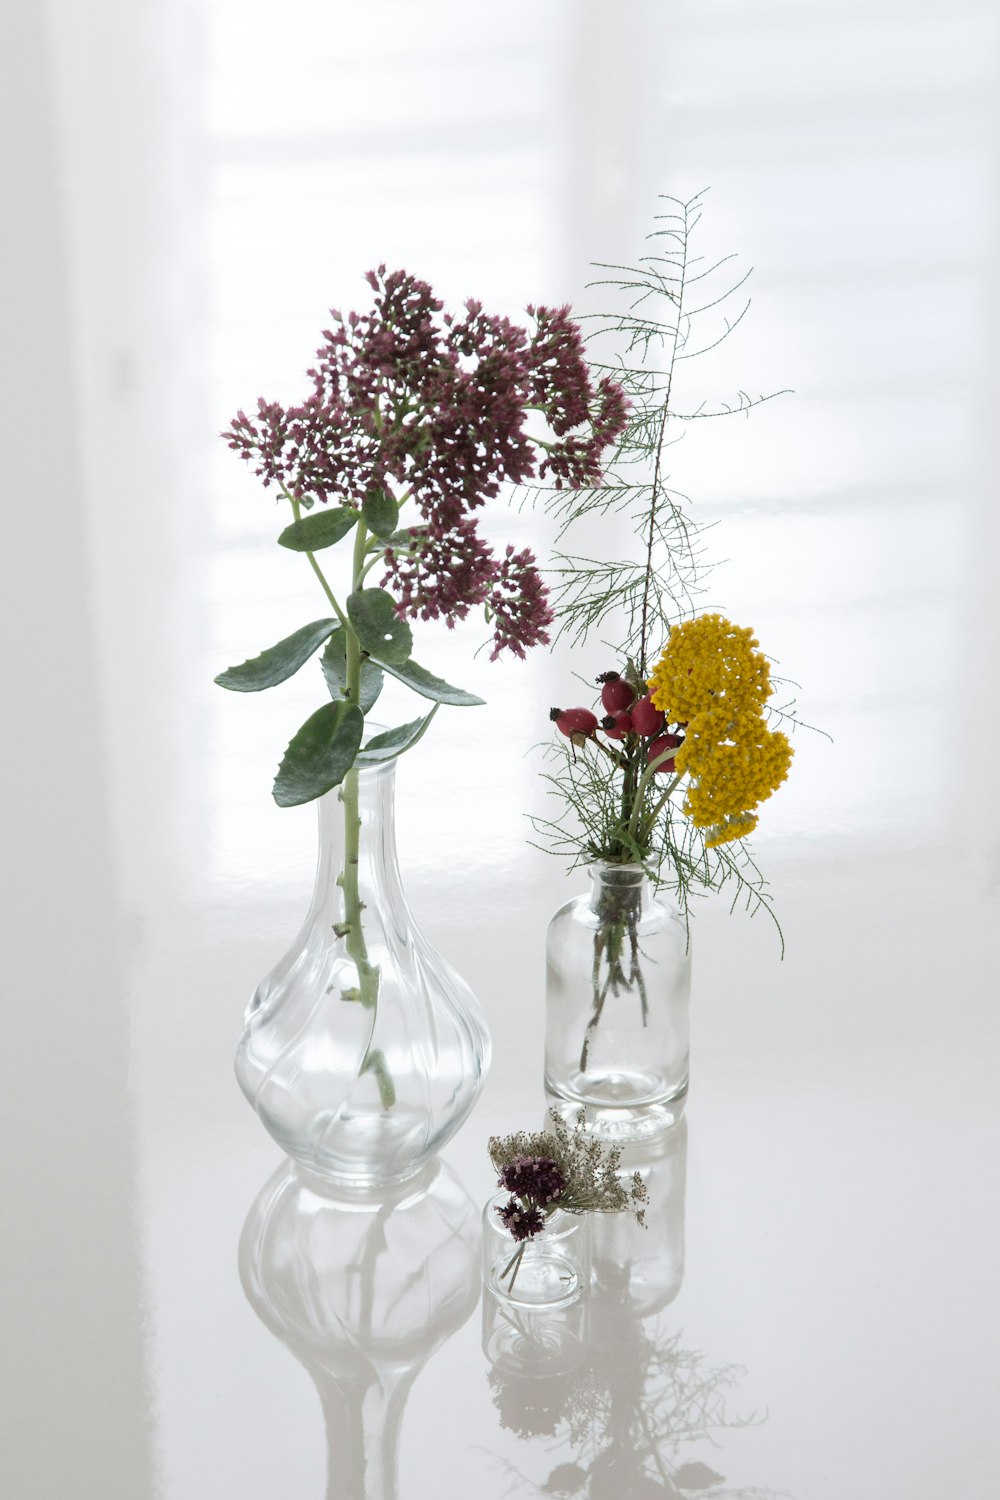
[6,829,998,1500]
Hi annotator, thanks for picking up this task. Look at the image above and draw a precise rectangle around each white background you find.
[3,2,1000,1496]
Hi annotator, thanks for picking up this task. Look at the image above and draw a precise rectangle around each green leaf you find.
[354,707,439,766]
[377,656,485,706]
[214,618,338,692]
[320,630,384,714]
[277,507,358,552]
[346,588,413,665]
[272,700,364,807]
[361,490,399,539]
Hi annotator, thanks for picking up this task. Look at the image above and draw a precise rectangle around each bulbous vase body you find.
[544,864,690,1137]
[235,757,491,1185]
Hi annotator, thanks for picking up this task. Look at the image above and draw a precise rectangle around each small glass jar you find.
[482,1193,590,1309]
[545,863,691,1136]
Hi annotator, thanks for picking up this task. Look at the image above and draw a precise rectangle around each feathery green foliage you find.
[529,192,797,934]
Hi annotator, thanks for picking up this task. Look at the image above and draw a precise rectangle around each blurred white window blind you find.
[185,0,998,892]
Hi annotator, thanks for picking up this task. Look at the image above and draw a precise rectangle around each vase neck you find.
[587,862,648,917]
[312,760,404,920]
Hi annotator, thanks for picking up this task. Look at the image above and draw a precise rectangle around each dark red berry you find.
[600,675,635,714]
[603,710,634,740]
[647,733,682,773]
[631,695,665,737]
[551,707,599,739]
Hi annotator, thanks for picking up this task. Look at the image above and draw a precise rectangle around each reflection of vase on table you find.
[239,1158,481,1500]
[590,1114,687,1317]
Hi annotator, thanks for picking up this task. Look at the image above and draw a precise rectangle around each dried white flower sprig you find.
[488,1110,648,1289]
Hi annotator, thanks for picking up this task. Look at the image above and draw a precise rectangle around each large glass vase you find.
[544,863,690,1137]
[234,755,491,1185]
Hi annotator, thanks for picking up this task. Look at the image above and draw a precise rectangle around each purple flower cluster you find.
[496,1198,546,1242]
[498,1154,567,1205]
[225,267,627,659]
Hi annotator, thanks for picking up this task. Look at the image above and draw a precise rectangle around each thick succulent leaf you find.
[277,507,358,552]
[361,490,399,539]
[320,630,384,714]
[272,700,365,807]
[214,618,337,692]
[377,655,485,706]
[354,707,439,766]
[346,588,412,665]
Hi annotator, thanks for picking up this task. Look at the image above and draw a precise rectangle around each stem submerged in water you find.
[579,872,647,1074]
[498,1241,528,1292]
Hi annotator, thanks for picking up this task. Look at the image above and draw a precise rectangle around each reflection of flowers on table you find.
[485,1122,776,1500]
[488,1309,774,1499]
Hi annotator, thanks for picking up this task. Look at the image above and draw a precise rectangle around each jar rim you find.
[588,860,646,884]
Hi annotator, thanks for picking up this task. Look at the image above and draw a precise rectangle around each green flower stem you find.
[284,487,395,1110]
[344,513,369,701]
[284,494,350,628]
[498,1241,527,1288]
[580,921,612,1071]
[339,514,395,1109]
[588,734,626,770]
[358,552,385,582]
[637,207,689,678]
[580,870,649,1071]
[626,751,683,844]
[637,772,684,843]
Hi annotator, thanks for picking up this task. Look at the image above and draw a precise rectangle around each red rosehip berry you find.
[598,673,635,714]
[550,707,599,738]
[601,710,634,740]
[647,733,682,773]
[630,695,665,737]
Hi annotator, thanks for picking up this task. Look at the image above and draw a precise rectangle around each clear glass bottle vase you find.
[544,863,690,1136]
[234,755,491,1185]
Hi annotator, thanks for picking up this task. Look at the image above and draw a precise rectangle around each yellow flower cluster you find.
[704,811,759,849]
[647,613,772,722]
[648,615,793,849]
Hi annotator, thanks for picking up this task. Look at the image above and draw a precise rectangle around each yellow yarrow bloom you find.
[647,613,771,723]
[705,811,759,849]
[678,710,793,825]
[648,615,793,849]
